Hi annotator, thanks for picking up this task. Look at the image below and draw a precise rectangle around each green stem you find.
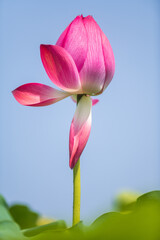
[72,94,82,226]
[72,159,81,225]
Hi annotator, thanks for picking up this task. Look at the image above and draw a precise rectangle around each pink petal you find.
[56,16,87,72]
[71,95,99,106]
[100,31,115,91]
[69,95,92,169]
[40,45,81,93]
[12,83,70,106]
[79,16,106,95]
[92,99,99,106]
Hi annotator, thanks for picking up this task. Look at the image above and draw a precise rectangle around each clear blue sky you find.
[0,0,160,225]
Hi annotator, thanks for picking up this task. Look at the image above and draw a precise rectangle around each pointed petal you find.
[69,95,92,169]
[40,45,81,93]
[92,99,99,106]
[100,30,115,91]
[71,95,99,106]
[56,16,87,72]
[12,83,70,106]
[79,16,106,94]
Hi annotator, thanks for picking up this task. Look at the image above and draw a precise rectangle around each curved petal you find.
[71,95,99,106]
[79,16,106,94]
[69,95,92,169]
[56,15,87,72]
[100,30,115,91]
[40,45,81,93]
[12,83,70,106]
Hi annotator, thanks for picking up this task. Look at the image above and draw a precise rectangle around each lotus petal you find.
[12,83,70,106]
[40,45,81,93]
[69,95,92,168]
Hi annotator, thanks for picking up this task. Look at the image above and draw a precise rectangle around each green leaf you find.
[136,190,160,206]
[0,221,28,240]
[9,204,39,229]
[0,195,28,240]
[1,191,160,240]
[30,221,86,240]
[23,220,67,237]
[89,192,160,240]
[0,195,13,222]
[65,221,87,240]
[91,212,121,227]
[113,191,140,212]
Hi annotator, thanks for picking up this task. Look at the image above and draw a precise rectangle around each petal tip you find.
[92,99,99,106]
[69,160,74,169]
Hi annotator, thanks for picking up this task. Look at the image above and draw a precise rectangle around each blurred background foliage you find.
[0,191,160,240]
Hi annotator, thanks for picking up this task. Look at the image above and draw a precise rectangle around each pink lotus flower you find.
[12,15,115,169]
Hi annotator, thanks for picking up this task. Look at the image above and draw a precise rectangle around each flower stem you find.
[72,94,82,226]
[72,158,81,225]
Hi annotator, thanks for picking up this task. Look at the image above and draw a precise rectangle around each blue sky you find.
[0,0,160,224]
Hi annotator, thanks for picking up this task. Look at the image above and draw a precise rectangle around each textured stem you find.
[72,159,81,225]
